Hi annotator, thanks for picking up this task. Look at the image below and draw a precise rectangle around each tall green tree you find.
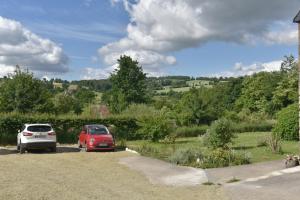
[0,66,54,113]
[272,56,298,110]
[235,71,282,114]
[103,56,148,113]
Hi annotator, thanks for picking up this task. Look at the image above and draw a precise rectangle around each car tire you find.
[84,143,89,152]
[19,143,25,154]
[78,140,82,148]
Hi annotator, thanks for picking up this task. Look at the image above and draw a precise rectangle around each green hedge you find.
[231,121,275,133]
[0,113,138,145]
[174,125,208,138]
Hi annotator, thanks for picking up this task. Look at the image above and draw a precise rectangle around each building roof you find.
[294,10,300,23]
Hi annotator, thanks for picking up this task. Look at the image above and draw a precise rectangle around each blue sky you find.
[0,0,299,80]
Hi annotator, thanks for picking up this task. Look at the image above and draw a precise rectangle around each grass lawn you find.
[127,132,299,164]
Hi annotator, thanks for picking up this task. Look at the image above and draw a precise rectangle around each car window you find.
[27,125,52,132]
[88,126,108,135]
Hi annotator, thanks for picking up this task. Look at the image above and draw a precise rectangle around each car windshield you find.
[27,125,52,132]
[88,126,108,135]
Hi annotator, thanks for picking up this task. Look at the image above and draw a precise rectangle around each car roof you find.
[86,124,106,127]
[25,123,52,126]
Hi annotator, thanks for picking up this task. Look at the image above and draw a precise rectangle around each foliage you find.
[174,125,209,138]
[103,56,148,113]
[267,132,282,154]
[235,71,282,114]
[204,118,234,149]
[168,147,203,165]
[199,148,251,168]
[273,103,299,141]
[0,113,138,145]
[0,66,54,113]
[272,56,298,110]
[137,109,174,142]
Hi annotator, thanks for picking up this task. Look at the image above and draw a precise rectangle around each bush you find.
[204,118,234,149]
[273,103,299,141]
[0,113,138,145]
[168,147,203,165]
[137,110,174,142]
[267,132,282,154]
[174,125,208,138]
[168,147,251,168]
[200,149,251,168]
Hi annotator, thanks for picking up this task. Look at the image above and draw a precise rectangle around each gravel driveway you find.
[0,147,227,200]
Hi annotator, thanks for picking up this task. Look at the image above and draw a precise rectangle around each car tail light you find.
[23,132,33,136]
[48,132,56,136]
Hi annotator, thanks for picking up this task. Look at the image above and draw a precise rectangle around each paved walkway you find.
[205,160,285,184]
[225,166,300,200]
[119,156,208,186]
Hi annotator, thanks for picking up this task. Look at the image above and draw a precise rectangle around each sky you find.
[0,0,299,80]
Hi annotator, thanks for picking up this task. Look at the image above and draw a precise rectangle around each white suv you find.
[17,124,57,154]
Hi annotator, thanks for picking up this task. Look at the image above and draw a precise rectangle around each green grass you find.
[127,132,299,164]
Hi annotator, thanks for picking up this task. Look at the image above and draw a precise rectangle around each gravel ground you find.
[0,148,227,200]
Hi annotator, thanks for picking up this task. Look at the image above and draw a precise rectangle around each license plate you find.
[35,135,46,138]
[99,143,107,147]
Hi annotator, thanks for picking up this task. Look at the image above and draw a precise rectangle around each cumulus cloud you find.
[0,16,68,77]
[89,0,299,78]
[215,60,282,77]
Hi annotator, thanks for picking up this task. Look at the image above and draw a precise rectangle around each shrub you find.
[168,147,251,168]
[168,147,203,165]
[137,110,174,142]
[204,118,234,149]
[174,125,208,138]
[273,103,299,141]
[267,132,282,154]
[200,149,251,168]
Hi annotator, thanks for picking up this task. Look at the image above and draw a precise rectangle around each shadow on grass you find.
[232,146,257,150]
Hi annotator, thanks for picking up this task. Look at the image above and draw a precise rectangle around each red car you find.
[78,124,115,152]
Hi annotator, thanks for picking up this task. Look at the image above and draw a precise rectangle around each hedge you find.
[0,113,138,145]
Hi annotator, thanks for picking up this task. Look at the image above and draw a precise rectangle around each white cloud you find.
[91,0,300,79]
[215,60,282,77]
[0,16,68,77]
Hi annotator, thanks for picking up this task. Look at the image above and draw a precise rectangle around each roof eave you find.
[293,11,300,23]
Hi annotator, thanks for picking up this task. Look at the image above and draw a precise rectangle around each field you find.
[0,150,226,200]
[156,80,212,94]
[127,132,299,164]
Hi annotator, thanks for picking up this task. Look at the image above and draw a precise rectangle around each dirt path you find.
[0,149,227,200]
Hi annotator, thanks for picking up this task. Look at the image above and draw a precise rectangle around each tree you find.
[235,72,282,114]
[103,56,148,113]
[0,66,54,113]
[272,56,298,110]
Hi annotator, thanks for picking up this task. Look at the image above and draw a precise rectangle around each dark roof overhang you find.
[293,10,300,23]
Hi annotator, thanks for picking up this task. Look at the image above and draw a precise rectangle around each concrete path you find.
[119,156,208,187]
[225,166,300,200]
[205,160,285,184]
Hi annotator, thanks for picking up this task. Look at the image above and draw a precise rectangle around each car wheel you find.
[78,140,82,148]
[19,143,25,154]
[84,143,89,152]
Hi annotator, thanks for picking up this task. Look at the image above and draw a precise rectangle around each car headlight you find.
[89,138,95,145]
